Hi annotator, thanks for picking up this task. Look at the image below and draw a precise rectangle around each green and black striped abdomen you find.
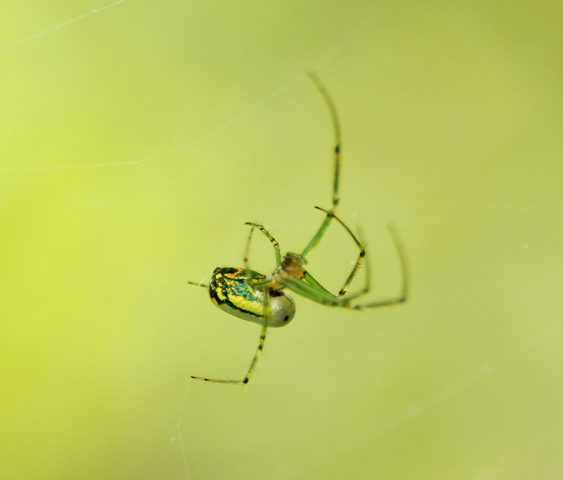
[208,267,295,327]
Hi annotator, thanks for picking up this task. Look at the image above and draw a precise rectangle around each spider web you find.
[2,2,563,480]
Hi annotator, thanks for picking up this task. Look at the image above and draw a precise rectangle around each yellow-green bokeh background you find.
[2,1,563,478]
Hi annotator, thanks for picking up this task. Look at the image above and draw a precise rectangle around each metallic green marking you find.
[207,267,295,328]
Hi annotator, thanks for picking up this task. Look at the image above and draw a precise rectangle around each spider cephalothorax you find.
[267,252,307,291]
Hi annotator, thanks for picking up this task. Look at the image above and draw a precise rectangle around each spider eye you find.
[284,316,289,321]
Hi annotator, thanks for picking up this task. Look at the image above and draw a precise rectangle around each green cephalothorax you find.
[188,73,409,385]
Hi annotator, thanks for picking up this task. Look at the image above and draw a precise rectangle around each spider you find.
[188,73,409,385]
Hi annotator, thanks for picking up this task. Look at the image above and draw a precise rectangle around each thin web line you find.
[0,5,381,177]
[157,329,198,480]
[0,0,128,54]
[0,74,307,176]
[137,163,238,219]
[311,6,378,72]
[521,223,560,251]
[0,160,138,175]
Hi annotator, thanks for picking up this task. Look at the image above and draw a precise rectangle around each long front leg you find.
[302,73,342,260]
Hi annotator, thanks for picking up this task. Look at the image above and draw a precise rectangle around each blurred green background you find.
[2,1,563,478]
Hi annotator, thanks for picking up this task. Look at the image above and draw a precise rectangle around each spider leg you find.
[308,72,341,209]
[285,272,405,310]
[191,287,270,385]
[302,269,371,305]
[243,224,256,275]
[245,222,282,266]
[302,73,341,259]
[239,288,270,384]
[303,271,334,296]
[286,225,409,310]
[313,206,366,298]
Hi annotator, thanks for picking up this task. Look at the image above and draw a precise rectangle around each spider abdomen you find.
[208,267,295,327]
